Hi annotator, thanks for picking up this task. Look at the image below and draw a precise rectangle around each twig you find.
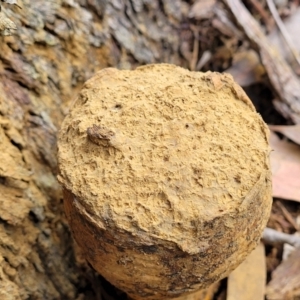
[249,0,273,31]
[277,201,299,231]
[190,25,200,71]
[222,0,300,123]
[266,0,300,68]
[196,50,212,71]
[262,227,300,248]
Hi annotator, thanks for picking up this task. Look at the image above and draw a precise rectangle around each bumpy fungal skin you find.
[58,64,272,300]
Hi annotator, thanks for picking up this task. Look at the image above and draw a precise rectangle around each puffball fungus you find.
[58,64,272,300]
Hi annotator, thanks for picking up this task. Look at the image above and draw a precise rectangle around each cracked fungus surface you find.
[58,64,271,255]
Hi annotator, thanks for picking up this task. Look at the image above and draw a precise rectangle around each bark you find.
[0,1,192,299]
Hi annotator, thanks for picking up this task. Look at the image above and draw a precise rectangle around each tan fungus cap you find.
[58,64,272,300]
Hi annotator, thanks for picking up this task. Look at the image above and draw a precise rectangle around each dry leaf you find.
[269,124,300,145]
[227,243,266,300]
[225,50,265,86]
[270,131,300,201]
[266,248,300,300]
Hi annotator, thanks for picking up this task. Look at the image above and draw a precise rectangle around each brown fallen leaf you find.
[269,124,300,146]
[266,248,300,300]
[225,50,265,86]
[227,243,266,300]
[270,131,300,202]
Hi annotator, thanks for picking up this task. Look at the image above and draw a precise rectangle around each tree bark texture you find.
[0,0,193,299]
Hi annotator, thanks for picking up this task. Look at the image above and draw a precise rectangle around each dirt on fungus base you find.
[58,64,272,299]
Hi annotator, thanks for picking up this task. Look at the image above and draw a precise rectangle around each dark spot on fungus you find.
[86,124,115,146]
